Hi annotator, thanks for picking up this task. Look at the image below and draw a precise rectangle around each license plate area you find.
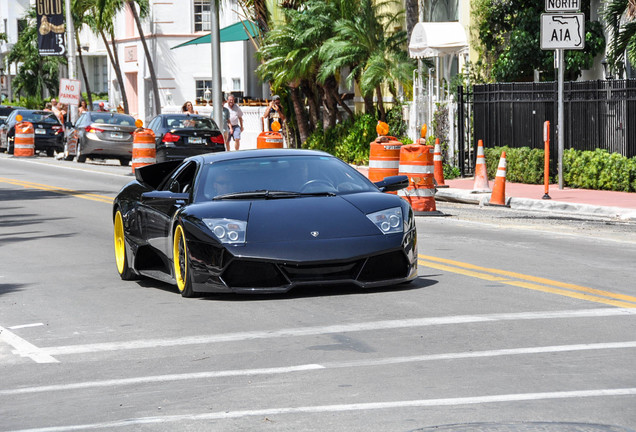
[35,128,46,135]
[189,137,203,144]
[111,132,123,139]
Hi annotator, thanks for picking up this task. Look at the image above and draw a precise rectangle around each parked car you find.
[113,149,416,297]
[0,109,63,156]
[64,112,137,165]
[147,113,225,162]
[0,105,21,126]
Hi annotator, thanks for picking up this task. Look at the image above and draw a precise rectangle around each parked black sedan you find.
[0,109,64,156]
[113,149,417,297]
[147,113,225,162]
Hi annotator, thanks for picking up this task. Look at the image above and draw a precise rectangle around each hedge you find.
[485,147,636,192]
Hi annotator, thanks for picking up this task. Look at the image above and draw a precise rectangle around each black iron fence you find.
[458,79,636,176]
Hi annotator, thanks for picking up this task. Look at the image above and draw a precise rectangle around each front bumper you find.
[187,232,418,294]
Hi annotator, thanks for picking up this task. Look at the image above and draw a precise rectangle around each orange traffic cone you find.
[489,151,507,206]
[433,138,447,188]
[472,139,491,193]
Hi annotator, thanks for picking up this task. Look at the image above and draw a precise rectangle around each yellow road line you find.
[418,255,636,308]
[0,177,113,204]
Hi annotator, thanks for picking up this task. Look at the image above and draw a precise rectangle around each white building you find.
[107,0,265,122]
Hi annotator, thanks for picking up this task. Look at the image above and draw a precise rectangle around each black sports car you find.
[113,149,417,297]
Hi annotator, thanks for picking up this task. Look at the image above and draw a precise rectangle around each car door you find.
[140,160,198,258]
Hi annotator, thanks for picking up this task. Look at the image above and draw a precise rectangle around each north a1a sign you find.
[540,13,585,50]
[545,0,581,12]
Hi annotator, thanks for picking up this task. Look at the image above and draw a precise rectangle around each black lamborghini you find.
[113,149,417,297]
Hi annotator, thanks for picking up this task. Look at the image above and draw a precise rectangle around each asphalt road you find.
[1,154,635,432]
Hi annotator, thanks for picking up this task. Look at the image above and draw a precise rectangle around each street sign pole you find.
[557,48,564,189]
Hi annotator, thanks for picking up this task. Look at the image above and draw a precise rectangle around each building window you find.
[232,78,241,91]
[17,19,27,39]
[195,79,212,100]
[194,0,211,32]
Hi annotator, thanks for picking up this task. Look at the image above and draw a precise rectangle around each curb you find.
[434,188,636,222]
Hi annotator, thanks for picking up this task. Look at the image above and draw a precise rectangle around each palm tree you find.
[72,0,95,108]
[319,0,412,120]
[603,0,636,74]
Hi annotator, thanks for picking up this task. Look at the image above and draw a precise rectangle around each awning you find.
[408,22,468,58]
[172,20,259,49]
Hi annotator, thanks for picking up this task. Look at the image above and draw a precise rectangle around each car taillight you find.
[52,125,62,134]
[210,134,224,144]
[163,132,180,142]
[86,126,104,133]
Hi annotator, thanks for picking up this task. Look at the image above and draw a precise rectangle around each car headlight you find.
[203,218,247,244]
[366,207,403,234]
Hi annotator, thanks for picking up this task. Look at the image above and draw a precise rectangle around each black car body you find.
[113,149,417,297]
[147,114,225,162]
[64,111,137,165]
[0,105,21,126]
[0,109,64,156]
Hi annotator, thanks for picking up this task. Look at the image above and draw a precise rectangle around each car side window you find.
[165,162,198,195]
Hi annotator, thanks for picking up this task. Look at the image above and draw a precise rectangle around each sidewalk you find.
[437,177,636,221]
[355,166,636,221]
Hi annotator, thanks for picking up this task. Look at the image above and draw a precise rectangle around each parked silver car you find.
[65,112,137,165]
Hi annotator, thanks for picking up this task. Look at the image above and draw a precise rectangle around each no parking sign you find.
[58,78,81,106]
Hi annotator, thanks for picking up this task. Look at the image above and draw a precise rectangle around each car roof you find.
[192,148,333,164]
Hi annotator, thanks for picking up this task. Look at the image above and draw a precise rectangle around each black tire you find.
[76,143,87,163]
[114,210,136,280]
[46,148,55,157]
[7,137,13,155]
[173,224,196,298]
[119,158,130,166]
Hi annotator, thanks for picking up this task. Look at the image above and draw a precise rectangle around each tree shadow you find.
[0,283,29,296]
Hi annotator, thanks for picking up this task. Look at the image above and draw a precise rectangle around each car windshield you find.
[90,113,135,126]
[164,115,219,131]
[17,111,60,124]
[195,155,377,201]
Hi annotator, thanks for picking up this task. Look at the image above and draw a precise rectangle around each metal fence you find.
[458,79,636,175]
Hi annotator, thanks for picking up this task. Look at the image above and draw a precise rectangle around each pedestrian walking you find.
[262,95,286,131]
[224,95,243,151]
[182,101,198,115]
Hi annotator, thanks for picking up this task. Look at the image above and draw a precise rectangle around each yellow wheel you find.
[114,210,135,280]
[173,224,195,297]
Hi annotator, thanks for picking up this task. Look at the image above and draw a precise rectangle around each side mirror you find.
[374,175,409,192]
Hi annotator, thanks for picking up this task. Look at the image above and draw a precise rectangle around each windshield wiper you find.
[213,190,335,200]
[213,190,298,200]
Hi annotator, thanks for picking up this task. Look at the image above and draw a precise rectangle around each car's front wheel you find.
[173,224,196,298]
[114,210,136,280]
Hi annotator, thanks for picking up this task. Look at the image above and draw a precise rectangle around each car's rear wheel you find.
[114,210,135,280]
[173,224,196,298]
[46,148,54,157]
[119,158,130,166]
[76,143,87,163]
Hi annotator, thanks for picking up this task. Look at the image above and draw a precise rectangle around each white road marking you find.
[0,156,129,178]
[43,308,636,356]
[0,326,58,364]
[2,341,635,396]
[9,323,45,330]
[8,388,636,432]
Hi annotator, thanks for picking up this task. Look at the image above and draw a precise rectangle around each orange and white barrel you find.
[14,122,35,157]
[398,144,437,213]
[369,137,402,194]
[257,131,284,149]
[132,128,156,172]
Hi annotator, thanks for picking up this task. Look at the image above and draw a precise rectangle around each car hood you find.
[187,194,401,243]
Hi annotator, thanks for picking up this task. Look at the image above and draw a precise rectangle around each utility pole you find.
[64,0,77,123]
[210,0,223,131]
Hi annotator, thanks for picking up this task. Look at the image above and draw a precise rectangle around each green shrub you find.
[485,146,547,184]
